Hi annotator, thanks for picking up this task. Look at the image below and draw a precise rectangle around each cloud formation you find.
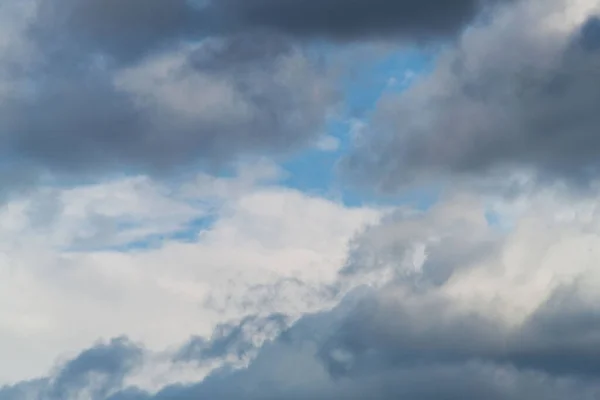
[202,0,508,41]
[0,0,336,197]
[345,0,600,190]
[0,165,377,384]
[5,0,600,399]
[0,32,334,177]
[0,0,513,198]
[33,0,507,64]
[6,187,600,399]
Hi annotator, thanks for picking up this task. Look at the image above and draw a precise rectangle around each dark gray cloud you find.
[31,0,199,65]
[0,28,334,190]
[580,16,600,51]
[0,0,513,197]
[31,0,508,66]
[0,0,334,197]
[316,287,600,381]
[204,0,509,42]
[344,1,600,190]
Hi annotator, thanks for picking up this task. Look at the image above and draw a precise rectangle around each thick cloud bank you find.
[33,0,506,60]
[5,185,600,399]
[0,0,506,197]
[202,0,509,41]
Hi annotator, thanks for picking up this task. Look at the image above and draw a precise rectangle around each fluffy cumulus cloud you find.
[4,0,600,399]
[345,0,600,190]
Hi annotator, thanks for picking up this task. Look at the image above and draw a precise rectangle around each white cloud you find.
[0,165,379,385]
[11,182,600,399]
[343,184,600,329]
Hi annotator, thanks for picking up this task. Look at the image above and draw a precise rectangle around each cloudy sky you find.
[1,0,600,399]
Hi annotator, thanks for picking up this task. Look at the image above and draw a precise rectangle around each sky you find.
[2,0,600,399]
